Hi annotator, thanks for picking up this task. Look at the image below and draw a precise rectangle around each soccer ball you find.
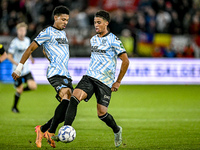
[58,125,76,143]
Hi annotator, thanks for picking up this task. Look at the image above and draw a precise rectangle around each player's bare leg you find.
[26,79,37,91]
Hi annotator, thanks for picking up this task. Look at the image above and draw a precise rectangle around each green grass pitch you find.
[0,83,199,150]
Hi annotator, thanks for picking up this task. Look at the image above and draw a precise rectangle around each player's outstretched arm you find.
[12,41,38,80]
[111,53,129,92]
[0,51,7,63]
[7,53,18,66]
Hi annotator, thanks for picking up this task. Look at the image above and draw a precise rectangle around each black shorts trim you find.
[14,72,34,87]
[76,75,111,107]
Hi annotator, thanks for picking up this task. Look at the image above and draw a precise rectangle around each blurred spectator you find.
[165,1,173,14]
[75,10,90,28]
[52,0,70,8]
[183,12,192,34]
[152,0,165,13]
[25,0,43,24]
[169,11,182,34]
[35,15,46,33]
[164,44,176,58]
[0,0,199,37]
[40,0,54,26]
[7,10,19,35]
[145,7,156,34]
[156,10,171,33]
[0,0,200,58]
[193,35,200,58]
[175,0,191,25]
[189,14,200,35]
[26,22,37,41]
[183,43,195,58]
[109,9,125,35]
[120,29,134,57]
[194,35,200,48]
[138,0,151,10]
[175,47,183,58]
[85,6,99,26]
[176,51,183,58]
[135,12,147,33]
[152,46,164,57]
[0,0,9,35]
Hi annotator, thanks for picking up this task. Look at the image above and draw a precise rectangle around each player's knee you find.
[17,89,23,94]
[97,110,107,117]
[97,104,107,117]
[72,89,87,101]
[27,80,37,90]
[29,82,37,90]
[59,88,72,99]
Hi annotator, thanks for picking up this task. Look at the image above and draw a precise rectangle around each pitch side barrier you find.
[1,58,200,84]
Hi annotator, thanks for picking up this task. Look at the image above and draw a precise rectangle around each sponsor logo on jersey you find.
[91,46,106,53]
[17,49,26,52]
[56,38,68,44]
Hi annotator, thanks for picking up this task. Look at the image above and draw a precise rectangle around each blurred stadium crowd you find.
[0,0,200,57]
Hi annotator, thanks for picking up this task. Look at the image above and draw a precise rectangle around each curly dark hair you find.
[53,5,70,16]
[95,10,110,23]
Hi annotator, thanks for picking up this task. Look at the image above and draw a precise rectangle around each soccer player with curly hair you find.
[12,6,73,148]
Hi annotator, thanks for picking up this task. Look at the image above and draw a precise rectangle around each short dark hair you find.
[95,10,110,23]
[53,5,70,16]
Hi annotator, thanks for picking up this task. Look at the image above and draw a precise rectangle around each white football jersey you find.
[86,32,126,88]
[34,26,71,79]
[8,37,31,76]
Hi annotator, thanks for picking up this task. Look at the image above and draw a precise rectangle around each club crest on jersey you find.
[101,39,107,45]
[56,38,68,44]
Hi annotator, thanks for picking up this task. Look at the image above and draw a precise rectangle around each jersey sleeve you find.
[111,36,126,56]
[34,28,50,46]
[0,44,5,55]
[8,39,16,54]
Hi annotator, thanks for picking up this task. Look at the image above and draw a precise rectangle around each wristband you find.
[15,63,23,76]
